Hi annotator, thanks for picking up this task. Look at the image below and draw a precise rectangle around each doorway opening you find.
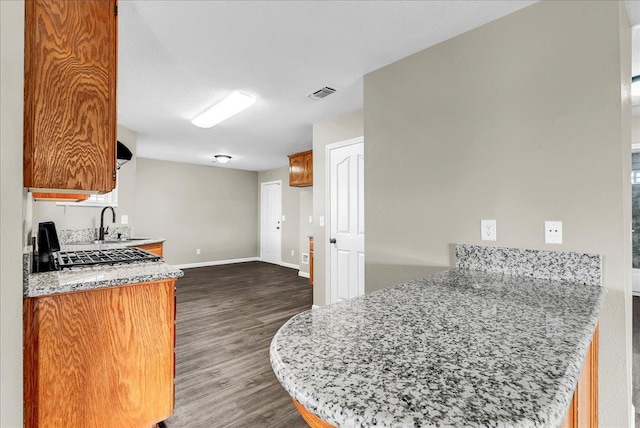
[260,180,282,265]
[325,137,365,305]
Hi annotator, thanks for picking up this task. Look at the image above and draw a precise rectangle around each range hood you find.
[117,141,133,169]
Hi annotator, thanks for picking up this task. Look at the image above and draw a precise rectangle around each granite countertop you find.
[270,268,606,428]
[24,238,182,298]
[25,261,183,298]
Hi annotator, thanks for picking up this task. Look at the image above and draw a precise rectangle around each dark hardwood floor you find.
[165,261,312,427]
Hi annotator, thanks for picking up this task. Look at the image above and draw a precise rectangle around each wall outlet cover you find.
[120,214,128,225]
[319,216,325,227]
[281,215,286,221]
[302,253,309,264]
[308,216,313,223]
[545,221,562,244]
[196,248,201,255]
[481,219,497,241]
[291,250,295,256]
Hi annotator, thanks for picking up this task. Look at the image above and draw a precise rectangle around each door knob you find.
[329,238,336,244]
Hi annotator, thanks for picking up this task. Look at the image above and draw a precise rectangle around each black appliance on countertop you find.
[34,221,61,272]
[33,221,161,273]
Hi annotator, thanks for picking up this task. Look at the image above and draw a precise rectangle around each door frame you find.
[325,136,364,305]
[260,180,282,265]
[633,145,640,296]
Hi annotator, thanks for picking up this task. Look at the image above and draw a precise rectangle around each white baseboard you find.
[298,271,310,279]
[312,304,321,310]
[279,261,300,270]
[174,257,259,269]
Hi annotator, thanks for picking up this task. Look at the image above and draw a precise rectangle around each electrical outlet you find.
[319,216,325,227]
[545,221,562,244]
[308,216,313,223]
[291,250,294,256]
[120,214,128,225]
[281,215,286,221]
[196,248,201,255]
[481,220,497,241]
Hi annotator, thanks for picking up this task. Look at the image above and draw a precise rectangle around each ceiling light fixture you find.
[191,92,256,128]
[632,75,640,97]
[214,155,232,164]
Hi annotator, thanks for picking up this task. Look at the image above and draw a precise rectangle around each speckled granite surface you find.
[57,226,132,244]
[25,261,183,298]
[24,237,178,298]
[456,244,602,286]
[271,269,605,428]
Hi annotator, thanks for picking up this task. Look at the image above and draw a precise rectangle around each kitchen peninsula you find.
[271,246,605,427]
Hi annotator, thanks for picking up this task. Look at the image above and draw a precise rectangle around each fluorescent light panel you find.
[191,92,256,128]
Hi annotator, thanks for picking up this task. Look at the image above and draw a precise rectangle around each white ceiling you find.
[118,1,539,171]
[118,1,640,169]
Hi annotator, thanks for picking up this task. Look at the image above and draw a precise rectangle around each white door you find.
[261,181,281,264]
[328,138,365,304]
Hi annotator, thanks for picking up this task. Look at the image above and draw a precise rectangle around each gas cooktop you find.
[57,247,161,269]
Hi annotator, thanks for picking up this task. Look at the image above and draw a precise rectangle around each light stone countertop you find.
[24,238,182,298]
[270,268,606,428]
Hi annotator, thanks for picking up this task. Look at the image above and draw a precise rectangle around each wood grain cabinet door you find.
[24,280,176,428]
[288,150,313,187]
[24,0,118,193]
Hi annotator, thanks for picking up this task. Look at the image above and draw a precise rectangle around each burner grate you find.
[57,247,161,269]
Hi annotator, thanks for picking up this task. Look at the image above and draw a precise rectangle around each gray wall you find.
[0,0,24,425]
[312,110,364,306]
[32,125,138,231]
[135,158,259,265]
[258,166,300,267]
[364,1,631,425]
[634,115,640,143]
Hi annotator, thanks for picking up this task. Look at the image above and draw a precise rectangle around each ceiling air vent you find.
[308,86,337,100]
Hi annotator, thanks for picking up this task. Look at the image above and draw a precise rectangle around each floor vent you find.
[308,86,337,100]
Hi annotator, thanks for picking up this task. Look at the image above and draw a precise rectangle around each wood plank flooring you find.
[165,261,312,428]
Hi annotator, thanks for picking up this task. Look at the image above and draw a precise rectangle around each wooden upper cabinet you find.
[24,0,118,194]
[289,150,313,187]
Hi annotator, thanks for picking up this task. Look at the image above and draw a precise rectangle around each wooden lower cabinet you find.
[561,325,599,428]
[293,399,334,428]
[24,279,177,428]
[309,237,314,286]
[136,242,164,257]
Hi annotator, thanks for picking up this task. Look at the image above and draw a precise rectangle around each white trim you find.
[312,304,321,310]
[174,257,258,269]
[298,271,310,278]
[325,136,364,305]
[279,261,299,270]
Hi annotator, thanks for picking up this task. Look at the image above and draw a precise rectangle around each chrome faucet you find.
[99,206,116,240]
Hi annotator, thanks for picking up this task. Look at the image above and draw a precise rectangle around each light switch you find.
[121,214,128,225]
[319,216,325,227]
[545,221,562,244]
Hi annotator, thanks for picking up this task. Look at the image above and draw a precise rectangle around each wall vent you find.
[308,86,337,100]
